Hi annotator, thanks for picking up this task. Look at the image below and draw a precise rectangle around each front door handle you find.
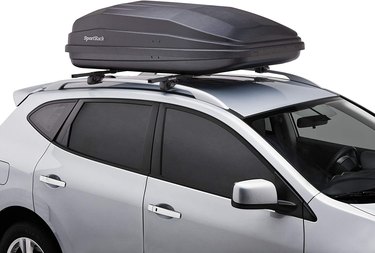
[40,175,66,188]
[148,204,181,219]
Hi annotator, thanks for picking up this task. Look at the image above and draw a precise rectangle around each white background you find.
[1,1,374,123]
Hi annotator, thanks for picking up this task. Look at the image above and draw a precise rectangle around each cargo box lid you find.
[66,1,304,74]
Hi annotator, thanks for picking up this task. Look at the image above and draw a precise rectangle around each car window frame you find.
[151,103,316,221]
[54,98,159,175]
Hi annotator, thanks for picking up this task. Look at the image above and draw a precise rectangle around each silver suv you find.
[0,71,374,253]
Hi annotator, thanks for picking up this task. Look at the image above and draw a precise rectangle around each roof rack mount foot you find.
[251,66,270,74]
[71,70,120,85]
[148,74,193,91]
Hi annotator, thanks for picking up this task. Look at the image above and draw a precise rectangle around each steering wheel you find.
[327,146,359,175]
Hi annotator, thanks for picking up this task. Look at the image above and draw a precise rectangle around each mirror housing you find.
[232,179,278,206]
[232,179,297,214]
[297,115,330,128]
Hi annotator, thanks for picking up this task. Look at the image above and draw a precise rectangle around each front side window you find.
[161,107,299,208]
[248,98,375,203]
[64,102,153,172]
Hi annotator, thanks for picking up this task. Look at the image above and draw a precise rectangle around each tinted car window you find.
[29,101,76,140]
[161,108,275,198]
[67,102,153,171]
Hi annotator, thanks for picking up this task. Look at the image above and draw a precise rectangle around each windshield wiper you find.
[332,189,375,203]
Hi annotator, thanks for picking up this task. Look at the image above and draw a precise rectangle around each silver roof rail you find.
[37,74,229,110]
[173,84,229,109]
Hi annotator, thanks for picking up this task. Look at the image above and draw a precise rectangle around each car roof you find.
[177,75,337,117]
[14,72,337,118]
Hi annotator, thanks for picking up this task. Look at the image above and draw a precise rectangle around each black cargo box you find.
[66,1,304,75]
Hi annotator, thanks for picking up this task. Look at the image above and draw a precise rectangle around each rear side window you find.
[66,102,153,172]
[29,101,76,140]
[161,108,275,198]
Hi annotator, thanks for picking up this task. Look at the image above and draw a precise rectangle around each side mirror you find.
[232,179,297,214]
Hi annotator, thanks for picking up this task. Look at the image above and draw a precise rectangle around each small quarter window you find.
[29,101,76,140]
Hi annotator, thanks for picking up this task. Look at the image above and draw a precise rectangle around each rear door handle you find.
[40,175,66,188]
[148,204,181,219]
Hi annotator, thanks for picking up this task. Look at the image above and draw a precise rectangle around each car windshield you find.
[246,97,375,203]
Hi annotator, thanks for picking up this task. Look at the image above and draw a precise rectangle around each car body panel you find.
[33,143,146,253]
[352,203,375,216]
[305,193,375,253]
[144,177,303,253]
[0,161,10,185]
[0,97,51,212]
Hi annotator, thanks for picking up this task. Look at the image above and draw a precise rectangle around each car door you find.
[33,99,158,253]
[143,105,306,253]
